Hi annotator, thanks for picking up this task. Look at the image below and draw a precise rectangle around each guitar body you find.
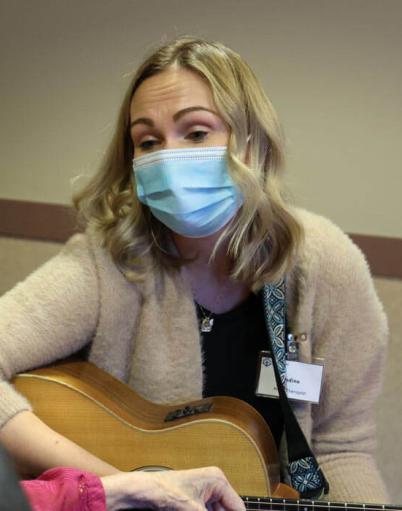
[13,360,294,498]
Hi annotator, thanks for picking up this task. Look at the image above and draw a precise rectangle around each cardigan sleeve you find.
[21,467,106,511]
[303,214,389,503]
[0,233,99,428]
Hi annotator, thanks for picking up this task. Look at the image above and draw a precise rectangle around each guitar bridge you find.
[164,402,212,422]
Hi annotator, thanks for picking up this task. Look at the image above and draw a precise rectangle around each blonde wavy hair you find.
[73,36,303,287]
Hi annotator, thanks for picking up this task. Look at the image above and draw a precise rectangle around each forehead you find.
[130,67,216,118]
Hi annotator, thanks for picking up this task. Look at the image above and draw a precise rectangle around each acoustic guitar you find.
[12,360,401,511]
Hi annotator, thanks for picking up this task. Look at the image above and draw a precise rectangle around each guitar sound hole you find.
[128,467,173,511]
[131,465,172,472]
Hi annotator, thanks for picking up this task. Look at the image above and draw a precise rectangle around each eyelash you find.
[138,130,209,150]
[138,140,157,150]
[188,130,209,142]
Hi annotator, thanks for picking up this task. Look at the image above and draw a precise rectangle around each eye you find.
[138,139,158,150]
[187,130,209,142]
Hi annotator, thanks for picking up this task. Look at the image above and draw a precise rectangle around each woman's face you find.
[129,66,230,157]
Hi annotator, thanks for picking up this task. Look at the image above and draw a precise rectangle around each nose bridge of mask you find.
[133,146,228,179]
[133,146,227,165]
[133,147,233,194]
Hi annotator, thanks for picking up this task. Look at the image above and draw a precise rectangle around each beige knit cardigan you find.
[0,209,389,503]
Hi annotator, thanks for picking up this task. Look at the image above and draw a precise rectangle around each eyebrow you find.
[130,106,220,128]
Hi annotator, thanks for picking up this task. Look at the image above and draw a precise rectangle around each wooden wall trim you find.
[0,198,401,279]
[349,234,402,280]
[0,198,78,243]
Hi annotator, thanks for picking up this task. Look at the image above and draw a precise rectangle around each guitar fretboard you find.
[242,496,402,511]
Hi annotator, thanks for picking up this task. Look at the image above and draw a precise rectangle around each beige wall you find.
[0,0,401,237]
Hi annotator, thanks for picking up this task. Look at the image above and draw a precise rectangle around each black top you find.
[197,290,284,447]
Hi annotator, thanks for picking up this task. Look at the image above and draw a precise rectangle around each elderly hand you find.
[101,466,246,510]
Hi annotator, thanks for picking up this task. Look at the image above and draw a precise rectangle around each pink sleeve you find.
[20,467,107,511]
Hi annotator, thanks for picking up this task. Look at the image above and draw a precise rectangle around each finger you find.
[208,495,245,511]
[217,490,245,510]
[209,502,227,511]
[200,468,245,510]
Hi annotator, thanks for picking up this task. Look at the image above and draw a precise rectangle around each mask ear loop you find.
[149,218,172,256]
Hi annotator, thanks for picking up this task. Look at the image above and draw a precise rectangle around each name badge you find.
[256,352,324,404]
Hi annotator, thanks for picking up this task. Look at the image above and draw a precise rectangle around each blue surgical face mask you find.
[132,146,243,238]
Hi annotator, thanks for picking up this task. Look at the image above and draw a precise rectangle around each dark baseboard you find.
[0,198,78,243]
[349,234,402,280]
[0,198,401,279]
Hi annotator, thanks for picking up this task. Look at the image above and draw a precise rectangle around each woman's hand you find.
[101,466,246,510]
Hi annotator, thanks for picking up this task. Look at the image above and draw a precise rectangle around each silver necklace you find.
[196,303,215,333]
[183,265,236,334]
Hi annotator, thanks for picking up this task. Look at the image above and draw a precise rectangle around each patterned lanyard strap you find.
[263,280,329,499]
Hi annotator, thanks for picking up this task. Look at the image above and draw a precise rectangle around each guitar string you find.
[243,508,397,511]
[242,501,399,511]
[243,507,398,511]
[243,504,397,511]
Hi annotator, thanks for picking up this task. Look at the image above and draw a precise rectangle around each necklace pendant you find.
[200,317,214,333]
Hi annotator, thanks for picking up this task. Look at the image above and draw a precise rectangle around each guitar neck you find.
[242,496,402,511]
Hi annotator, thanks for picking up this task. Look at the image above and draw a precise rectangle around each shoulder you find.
[288,209,387,350]
[295,208,363,259]
[18,229,115,292]
[292,208,371,284]
[60,228,102,257]
[70,228,147,302]
[58,230,92,259]
[58,228,113,273]
[32,230,100,285]
[288,208,385,326]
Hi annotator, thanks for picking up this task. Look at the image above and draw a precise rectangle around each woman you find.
[0,36,388,505]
